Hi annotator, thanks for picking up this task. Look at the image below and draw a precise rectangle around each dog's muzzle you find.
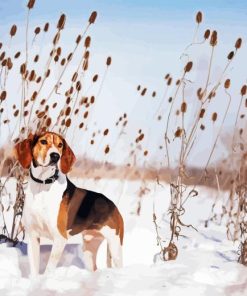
[50,152,60,164]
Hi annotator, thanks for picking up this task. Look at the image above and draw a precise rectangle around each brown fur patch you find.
[57,195,69,239]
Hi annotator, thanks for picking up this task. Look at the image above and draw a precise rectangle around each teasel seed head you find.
[184,61,193,73]
[235,38,242,50]
[57,14,66,30]
[210,30,217,46]
[196,11,203,24]
[204,29,210,39]
[224,79,231,89]
[89,11,97,24]
[10,25,17,37]
[211,112,217,122]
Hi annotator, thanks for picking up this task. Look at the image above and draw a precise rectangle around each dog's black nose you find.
[50,152,60,163]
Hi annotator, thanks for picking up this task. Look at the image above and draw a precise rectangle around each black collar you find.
[30,168,59,184]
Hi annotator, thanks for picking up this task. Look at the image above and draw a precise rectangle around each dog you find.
[14,132,124,276]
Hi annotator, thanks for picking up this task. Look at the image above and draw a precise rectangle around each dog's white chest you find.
[23,177,67,239]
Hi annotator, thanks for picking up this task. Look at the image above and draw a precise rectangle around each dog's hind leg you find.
[82,231,104,271]
[101,226,123,268]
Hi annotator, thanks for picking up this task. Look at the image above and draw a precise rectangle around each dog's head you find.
[14,132,76,174]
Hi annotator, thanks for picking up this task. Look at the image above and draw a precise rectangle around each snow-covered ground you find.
[0,177,246,296]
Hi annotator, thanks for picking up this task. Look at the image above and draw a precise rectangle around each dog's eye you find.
[58,142,63,148]
[40,139,47,145]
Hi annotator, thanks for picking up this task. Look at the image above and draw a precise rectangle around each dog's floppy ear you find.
[14,133,35,169]
[60,139,76,174]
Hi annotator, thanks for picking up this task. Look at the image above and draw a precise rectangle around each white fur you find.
[23,163,67,276]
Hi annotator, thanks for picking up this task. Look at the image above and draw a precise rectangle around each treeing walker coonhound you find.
[14,132,124,276]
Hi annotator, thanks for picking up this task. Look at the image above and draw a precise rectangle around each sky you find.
[0,0,246,167]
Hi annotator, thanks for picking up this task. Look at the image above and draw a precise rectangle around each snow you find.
[0,178,247,296]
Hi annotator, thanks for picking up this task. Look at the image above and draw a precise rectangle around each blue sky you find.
[0,0,247,166]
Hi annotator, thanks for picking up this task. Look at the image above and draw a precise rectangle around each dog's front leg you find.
[45,237,67,274]
[28,234,40,277]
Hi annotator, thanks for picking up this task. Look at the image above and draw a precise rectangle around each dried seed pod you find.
[199,108,205,118]
[144,150,148,156]
[58,59,65,67]
[227,51,234,60]
[84,36,91,48]
[245,99,247,108]
[57,14,66,30]
[79,122,84,129]
[34,27,41,35]
[10,25,17,37]
[152,91,156,97]
[106,56,112,66]
[34,54,39,62]
[137,85,141,91]
[196,11,202,24]
[72,72,78,82]
[200,124,205,130]
[165,73,170,79]
[0,51,5,61]
[46,117,52,127]
[40,99,46,105]
[104,145,110,154]
[204,29,210,39]
[76,34,82,44]
[24,100,29,107]
[90,140,94,145]
[76,81,82,91]
[27,0,35,9]
[74,109,79,115]
[53,32,60,45]
[84,111,89,118]
[66,97,71,105]
[83,60,88,71]
[103,129,109,136]
[44,22,49,32]
[90,96,95,104]
[184,61,193,72]
[211,112,217,122]
[175,128,182,138]
[210,30,217,47]
[197,88,203,100]
[167,77,172,85]
[168,97,172,103]
[14,110,19,117]
[181,102,187,113]
[36,76,41,83]
[224,79,231,89]
[46,69,50,77]
[52,102,57,108]
[24,110,29,117]
[235,38,242,50]
[92,74,98,82]
[14,51,21,59]
[241,85,247,96]
[56,47,62,56]
[139,133,144,141]
[88,11,97,24]
[65,118,71,127]
[29,70,36,81]
[141,88,147,96]
[54,54,60,62]
[7,58,13,70]
[0,91,7,101]
[84,50,90,60]
[65,106,71,116]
